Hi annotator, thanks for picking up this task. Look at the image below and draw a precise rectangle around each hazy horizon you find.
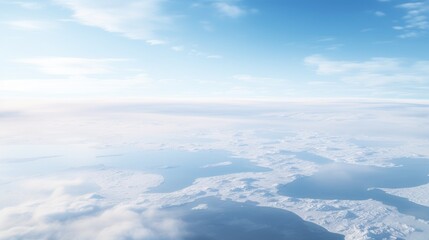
[1,1,429,239]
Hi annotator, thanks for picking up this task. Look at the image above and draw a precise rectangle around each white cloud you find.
[213,2,246,18]
[206,54,223,59]
[12,1,42,9]
[325,43,344,51]
[171,45,184,52]
[374,11,386,17]
[66,206,184,240]
[395,1,429,38]
[342,73,425,86]
[233,74,282,82]
[413,60,429,73]
[146,39,167,45]
[305,55,428,86]
[399,31,419,38]
[5,20,56,30]
[54,0,170,40]
[202,161,232,168]
[193,0,256,19]
[0,177,183,240]
[188,49,223,59]
[0,76,148,98]
[192,204,208,210]
[317,37,336,42]
[304,55,400,75]
[16,57,127,75]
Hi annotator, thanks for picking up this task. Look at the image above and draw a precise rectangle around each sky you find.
[1,0,428,100]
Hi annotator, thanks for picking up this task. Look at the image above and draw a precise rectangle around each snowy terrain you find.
[0,99,428,240]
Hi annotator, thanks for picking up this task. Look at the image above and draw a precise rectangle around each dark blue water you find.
[165,197,344,240]
[103,149,270,193]
[278,157,429,221]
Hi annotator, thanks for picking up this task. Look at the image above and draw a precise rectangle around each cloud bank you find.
[0,171,180,240]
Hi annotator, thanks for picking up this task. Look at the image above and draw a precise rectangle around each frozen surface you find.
[278,158,429,220]
[1,99,429,240]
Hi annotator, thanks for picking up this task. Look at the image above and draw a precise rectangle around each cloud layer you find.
[54,0,169,41]
[5,20,56,30]
[305,55,429,86]
[0,170,180,240]
[17,57,127,75]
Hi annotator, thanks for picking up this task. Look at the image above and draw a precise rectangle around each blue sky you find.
[1,0,428,99]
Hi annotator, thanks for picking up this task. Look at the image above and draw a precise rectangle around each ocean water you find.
[278,156,429,220]
[0,145,346,239]
[0,145,269,193]
[101,149,270,192]
[166,197,344,240]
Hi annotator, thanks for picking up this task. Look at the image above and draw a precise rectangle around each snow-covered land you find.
[0,99,428,240]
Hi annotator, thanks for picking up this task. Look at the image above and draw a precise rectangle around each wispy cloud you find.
[54,0,170,40]
[317,37,336,42]
[16,57,127,75]
[188,49,223,59]
[0,74,153,98]
[305,55,428,86]
[12,1,42,9]
[146,39,167,45]
[213,2,246,18]
[233,74,282,82]
[206,54,223,59]
[395,1,429,38]
[5,20,56,30]
[171,45,184,52]
[305,55,400,75]
[374,11,386,17]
